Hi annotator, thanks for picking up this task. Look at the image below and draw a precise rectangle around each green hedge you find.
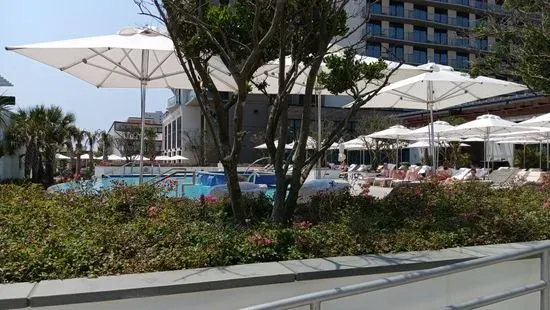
[2,181,550,283]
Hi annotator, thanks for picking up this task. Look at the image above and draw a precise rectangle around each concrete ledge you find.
[28,262,294,307]
[1,241,549,308]
[0,283,35,309]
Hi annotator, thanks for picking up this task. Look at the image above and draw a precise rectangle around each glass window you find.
[456,53,470,69]
[434,29,448,45]
[455,35,470,47]
[171,120,176,149]
[288,119,301,141]
[176,117,182,148]
[389,44,404,61]
[434,50,448,65]
[413,48,427,64]
[389,1,404,17]
[476,37,488,50]
[413,26,427,42]
[367,21,382,36]
[434,8,448,24]
[475,0,487,9]
[164,125,167,150]
[367,42,382,58]
[370,2,381,14]
[413,5,427,20]
[456,12,469,27]
[388,23,404,39]
[167,123,171,149]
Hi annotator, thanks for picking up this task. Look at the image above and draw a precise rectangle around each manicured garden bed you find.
[2,181,550,283]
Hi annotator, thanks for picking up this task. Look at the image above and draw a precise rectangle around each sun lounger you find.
[488,168,519,187]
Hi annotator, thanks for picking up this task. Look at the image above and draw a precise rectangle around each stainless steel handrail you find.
[146,168,195,186]
[241,241,550,310]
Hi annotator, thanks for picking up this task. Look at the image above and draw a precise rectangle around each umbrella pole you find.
[139,50,149,184]
[523,143,526,169]
[540,141,543,169]
[547,140,549,170]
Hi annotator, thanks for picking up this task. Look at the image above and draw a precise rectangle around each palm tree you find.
[0,98,12,129]
[3,105,75,185]
[98,130,113,162]
[84,130,99,171]
[70,129,86,178]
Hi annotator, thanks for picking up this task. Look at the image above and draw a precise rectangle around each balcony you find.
[368,29,476,51]
[369,6,487,29]
[404,54,470,70]
[167,95,181,109]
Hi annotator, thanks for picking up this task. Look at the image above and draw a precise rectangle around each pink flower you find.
[543,200,550,209]
[248,234,273,246]
[147,205,159,218]
[293,221,312,230]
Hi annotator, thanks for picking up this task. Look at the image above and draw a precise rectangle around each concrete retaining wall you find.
[0,241,547,309]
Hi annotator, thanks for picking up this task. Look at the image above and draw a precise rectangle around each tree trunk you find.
[223,160,245,223]
[75,154,81,177]
[43,148,55,187]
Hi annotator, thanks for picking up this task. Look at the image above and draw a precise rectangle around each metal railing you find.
[146,168,196,197]
[241,241,550,310]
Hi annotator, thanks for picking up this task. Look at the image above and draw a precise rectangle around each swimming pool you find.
[49,174,275,200]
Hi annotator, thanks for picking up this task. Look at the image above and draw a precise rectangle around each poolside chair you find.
[488,167,519,187]
[513,169,529,185]
[373,164,396,187]
[524,171,543,184]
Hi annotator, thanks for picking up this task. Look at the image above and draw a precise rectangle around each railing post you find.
[541,250,550,310]
[310,301,321,310]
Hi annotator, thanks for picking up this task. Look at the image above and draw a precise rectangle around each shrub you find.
[3,181,550,283]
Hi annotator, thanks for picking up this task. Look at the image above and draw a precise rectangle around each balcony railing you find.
[167,95,181,109]
[368,29,484,51]
[369,5,488,29]
[403,54,470,69]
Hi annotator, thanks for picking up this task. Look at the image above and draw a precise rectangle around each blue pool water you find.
[50,174,275,200]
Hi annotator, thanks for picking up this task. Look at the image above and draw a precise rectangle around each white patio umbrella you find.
[79,154,100,160]
[254,140,293,150]
[344,63,527,167]
[130,154,149,161]
[169,155,189,161]
[5,26,236,183]
[439,114,533,168]
[107,154,125,161]
[154,155,172,161]
[367,125,412,165]
[402,120,455,166]
[518,117,550,169]
[405,140,470,148]
[496,139,542,169]
[55,154,70,160]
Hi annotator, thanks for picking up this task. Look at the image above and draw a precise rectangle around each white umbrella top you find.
[169,155,189,160]
[6,27,235,91]
[154,155,172,161]
[254,140,293,150]
[107,154,125,161]
[130,154,149,161]
[55,154,70,160]
[495,139,541,144]
[518,113,550,128]
[344,63,527,111]
[439,114,532,139]
[367,125,412,140]
[402,120,454,140]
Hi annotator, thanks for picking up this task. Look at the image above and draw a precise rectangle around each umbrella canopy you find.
[169,155,189,160]
[5,26,236,183]
[286,136,318,150]
[130,155,149,161]
[254,140,293,150]
[367,125,412,140]
[55,154,70,160]
[518,113,550,128]
[405,140,470,148]
[440,114,533,168]
[402,121,454,140]
[107,154,125,161]
[154,155,172,161]
[252,53,425,95]
[79,154,100,160]
[341,136,374,150]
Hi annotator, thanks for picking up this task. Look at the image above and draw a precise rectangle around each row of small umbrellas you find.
[55,154,188,161]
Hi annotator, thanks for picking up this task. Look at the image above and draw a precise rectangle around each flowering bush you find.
[3,181,550,284]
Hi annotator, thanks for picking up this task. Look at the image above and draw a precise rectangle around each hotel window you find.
[434,8,448,24]
[288,119,301,141]
[367,21,382,36]
[434,29,448,45]
[456,0,469,5]
[388,23,404,39]
[164,125,168,150]
[388,44,404,61]
[367,42,382,58]
[171,120,177,149]
[167,123,172,149]
[434,50,448,65]
[476,37,489,50]
[389,1,404,17]
[413,26,427,43]
[370,2,381,14]
[474,0,487,9]
[413,5,427,20]
[456,53,470,69]
[176,117,182,148]
[456,12,469,27]
[413,48,427,64]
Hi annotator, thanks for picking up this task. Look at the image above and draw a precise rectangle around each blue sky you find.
[0,0,172,131]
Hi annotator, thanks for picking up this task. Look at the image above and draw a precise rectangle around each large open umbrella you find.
[367,125,411,165]
[344,63,527,168]
[55,154,70,160]
[439,114,533,168]
[254,140,293,150]
[6,26,236,183]
[402,120,455,166]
